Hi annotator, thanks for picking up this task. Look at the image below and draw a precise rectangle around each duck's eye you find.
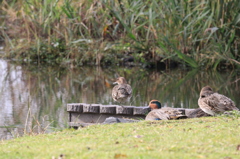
[201,95,205,98]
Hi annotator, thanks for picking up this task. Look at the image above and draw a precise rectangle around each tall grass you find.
[0,0,239,68]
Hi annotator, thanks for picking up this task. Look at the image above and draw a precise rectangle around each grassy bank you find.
[0,0,240,68]
[0,117,240,158]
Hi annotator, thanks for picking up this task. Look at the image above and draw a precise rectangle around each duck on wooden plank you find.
[112,77,132,107]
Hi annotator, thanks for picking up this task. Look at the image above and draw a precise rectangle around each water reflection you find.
[0,60,239,140]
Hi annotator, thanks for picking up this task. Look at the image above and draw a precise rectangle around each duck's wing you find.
[161,107,187,119]
[112,84,132,100]
[145,109,170,120]
[118,84,132,96]
[202,93,238,112]
[214,93,238,111]
[123,84,132,95]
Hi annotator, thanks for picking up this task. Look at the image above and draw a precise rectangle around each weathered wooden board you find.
[100,105,117,114]
[67,103,84,112]
[67,103,150,115]
[133,107,150,115]
[116,106,135,115]
[83,104,101,113]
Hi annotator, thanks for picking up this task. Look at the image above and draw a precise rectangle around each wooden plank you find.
[83,104,100,113]
[100,105,117,114]
[116,106,135,115]
[133,107,150,115]
[67,103,84,113]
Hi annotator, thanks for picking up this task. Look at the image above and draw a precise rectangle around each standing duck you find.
[112,77,132,106]
[145,100,187,120]
[198,86,239,116]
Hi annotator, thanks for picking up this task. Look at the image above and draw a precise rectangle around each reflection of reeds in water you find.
[11,64,240,110]
[1,62,240,139]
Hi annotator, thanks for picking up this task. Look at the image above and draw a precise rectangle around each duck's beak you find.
[113,82,118,85]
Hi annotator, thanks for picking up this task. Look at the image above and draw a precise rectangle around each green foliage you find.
[1,0,240,68]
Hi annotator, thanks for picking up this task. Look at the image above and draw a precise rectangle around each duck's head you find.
[148,100,162,109]
[200,86,214,98]
[113,77,127,85]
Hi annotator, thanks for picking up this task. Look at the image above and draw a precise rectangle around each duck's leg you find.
[120,103,125,108]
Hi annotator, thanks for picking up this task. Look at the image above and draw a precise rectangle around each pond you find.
[0,59,239,140]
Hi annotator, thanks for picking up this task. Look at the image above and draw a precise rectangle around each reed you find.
[0,0,239,68]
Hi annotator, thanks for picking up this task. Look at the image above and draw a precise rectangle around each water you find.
[0,59,239,140]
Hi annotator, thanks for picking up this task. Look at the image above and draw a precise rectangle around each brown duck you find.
[145,100,187,120]
[112,77,132,105]
[198,86,239,116]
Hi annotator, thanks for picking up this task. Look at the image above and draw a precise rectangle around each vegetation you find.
[0,0,239,68]
[0,117,240,158]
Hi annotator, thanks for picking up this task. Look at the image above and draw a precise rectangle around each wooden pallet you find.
[67,103,150,128]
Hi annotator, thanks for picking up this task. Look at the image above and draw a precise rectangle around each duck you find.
[112,77,132,106]
[145,100,187,120]
[187,108,211,118]
[198,86,239,116]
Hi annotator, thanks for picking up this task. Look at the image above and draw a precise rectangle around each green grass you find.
[1,117,240,159]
